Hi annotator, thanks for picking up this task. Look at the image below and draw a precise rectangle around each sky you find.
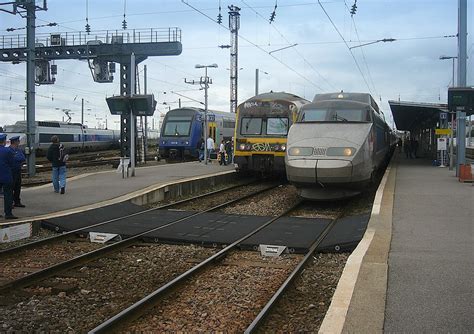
[0,0,473,130]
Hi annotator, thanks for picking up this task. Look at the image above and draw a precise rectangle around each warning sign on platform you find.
[0,223,32,243]
[437,138,447,151]
[435,128,452,135]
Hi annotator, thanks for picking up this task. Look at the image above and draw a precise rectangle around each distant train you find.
[3,121,119,155]
[233,92,310,174]
[285,92,395,200]
[159,107,235,160]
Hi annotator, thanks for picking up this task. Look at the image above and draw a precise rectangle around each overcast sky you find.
[0,0,473,130]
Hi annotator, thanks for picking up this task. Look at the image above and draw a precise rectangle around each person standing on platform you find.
[9,136,26,208]
[403,139,411,159]
[219,139,227,166]
[197,137,204,162]
[47,135,68,194]
[225,139,233,165]
[206,136,215,162]
[0,133,17,219]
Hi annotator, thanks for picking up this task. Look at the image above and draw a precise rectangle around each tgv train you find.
[159,107,235,160]
[285,92,394,200]
[233,92,310,174]
[3,121,119,154]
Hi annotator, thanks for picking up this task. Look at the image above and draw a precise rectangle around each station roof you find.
[388,100,448,131]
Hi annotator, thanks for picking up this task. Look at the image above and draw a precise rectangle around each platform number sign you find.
[439,112,447,120]
[197,114,215,122]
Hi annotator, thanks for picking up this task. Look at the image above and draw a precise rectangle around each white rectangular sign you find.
[0,223,32,243]
[437,138,447,151]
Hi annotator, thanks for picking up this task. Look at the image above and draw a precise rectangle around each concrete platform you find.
[0,162,235,225]
[320,153,473,333]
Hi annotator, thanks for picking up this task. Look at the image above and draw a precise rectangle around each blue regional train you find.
[159,107,235,160]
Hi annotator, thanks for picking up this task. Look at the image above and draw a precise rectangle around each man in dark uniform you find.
[0,133,17,219]
[9,136,26,208]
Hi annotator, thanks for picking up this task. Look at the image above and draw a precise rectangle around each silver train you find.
[285,92,395,200]
[3,121,119,155]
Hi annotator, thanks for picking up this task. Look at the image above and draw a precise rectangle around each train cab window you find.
[163,122,191,136]
[330,109,371,122]
[299,108,370,122]
[299,109,327,122]
[240,117,262,135]
[266,117,289,135]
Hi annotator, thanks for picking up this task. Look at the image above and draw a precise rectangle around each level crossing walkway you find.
[0,162,234,224]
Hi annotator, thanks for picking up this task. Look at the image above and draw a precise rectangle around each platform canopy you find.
[388,100,448,131]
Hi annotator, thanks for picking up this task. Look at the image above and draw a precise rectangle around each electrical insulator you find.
[122,19,127,30]
[350,1,357,16]
[85,23,91,34]
[269,11,276,23]
[217,13,222,24]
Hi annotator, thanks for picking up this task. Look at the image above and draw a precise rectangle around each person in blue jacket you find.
[9,136,26,208]
[0,133,17,219]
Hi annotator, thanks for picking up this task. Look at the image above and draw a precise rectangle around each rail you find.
[89,195,302,333]
[0,181,274,293]
[1,28,181,49]
[245,206,348,333]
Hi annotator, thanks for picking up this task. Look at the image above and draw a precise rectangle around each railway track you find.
[0,181,291,332]
[0,180,368,332]
[88,200,347,333]
[0,181,271,292]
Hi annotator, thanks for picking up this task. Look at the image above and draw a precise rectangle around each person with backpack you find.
[47,135,68,194]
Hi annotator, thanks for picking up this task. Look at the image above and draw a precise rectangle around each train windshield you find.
[163,116,192,136]
[267,117,289,135]
[299,108,370,122]
[241,117,262,135]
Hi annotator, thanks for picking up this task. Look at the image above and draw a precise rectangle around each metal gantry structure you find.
[228,5,240,114]
[0,20,182,174]
[0,0,48,176]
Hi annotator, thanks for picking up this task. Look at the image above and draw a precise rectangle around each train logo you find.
[252,142,272,152]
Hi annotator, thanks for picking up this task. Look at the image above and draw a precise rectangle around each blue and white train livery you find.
[159,107,235,160]
[3,121,119,155]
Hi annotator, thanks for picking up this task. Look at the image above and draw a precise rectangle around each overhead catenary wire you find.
[317,0,372,95]
[181,0,325,91]
[344,1,378,98]
[241,0,336,91]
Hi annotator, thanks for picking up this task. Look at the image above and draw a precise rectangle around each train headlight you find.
[288,147,313,156]
[238,143,252,151]
[326,147,356,156]
[274,144,286,152]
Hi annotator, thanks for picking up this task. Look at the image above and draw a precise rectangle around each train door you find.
[208,122,217,143]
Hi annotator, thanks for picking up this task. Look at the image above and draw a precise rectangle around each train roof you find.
[166,107,234,118]
[313,92,380,113]
[9,120,85,128]
[242,91,308,103]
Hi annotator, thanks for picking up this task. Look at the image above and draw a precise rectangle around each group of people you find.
[197,137,233,166]
[0,134,68,219]
[0,134,26,219]
[403,138,419,159]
